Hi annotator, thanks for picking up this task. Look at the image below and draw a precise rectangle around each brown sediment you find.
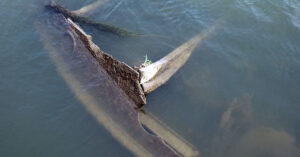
[233,127,300,157]
[211,95,254,157]
[212,95,300,157]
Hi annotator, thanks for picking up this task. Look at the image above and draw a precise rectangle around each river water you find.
[1,0,300,157]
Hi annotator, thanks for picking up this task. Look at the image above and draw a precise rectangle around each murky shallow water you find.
[1,0,300,157]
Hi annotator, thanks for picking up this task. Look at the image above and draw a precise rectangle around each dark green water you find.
[1,0,300,157]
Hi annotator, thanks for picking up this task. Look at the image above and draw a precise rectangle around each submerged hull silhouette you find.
[35,14,198,157]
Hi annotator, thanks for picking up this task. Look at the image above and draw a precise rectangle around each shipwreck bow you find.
[36,13,199,157]
[65,17,220,107]
[37,2,222,155]
[45,2,221,104]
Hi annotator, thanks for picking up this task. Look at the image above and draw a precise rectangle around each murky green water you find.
[1,0,300,157]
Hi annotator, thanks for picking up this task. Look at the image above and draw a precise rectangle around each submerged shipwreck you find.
[36,1,220,156]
